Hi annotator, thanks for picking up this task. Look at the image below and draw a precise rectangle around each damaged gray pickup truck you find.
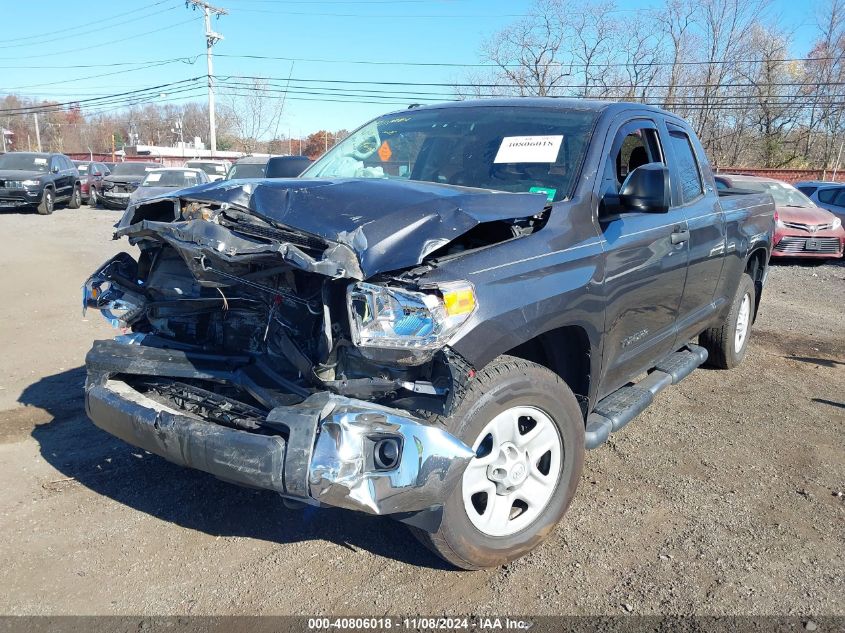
[82,99,774,569]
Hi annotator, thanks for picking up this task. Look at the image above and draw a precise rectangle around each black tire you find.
[699,273,756,369]
[89,187,98,207]
[68,185,81,209]
[410,355,585,570]
[37,188,54,215]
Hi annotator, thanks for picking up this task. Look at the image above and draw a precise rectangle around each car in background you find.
[793,180,845,225]
[716,174,843,259]
[73,160,111,207]
[0,151,81,215]
[100,162,160,210]
[226,155,313,179]
[128,167,209,205]
[184,159,230,182]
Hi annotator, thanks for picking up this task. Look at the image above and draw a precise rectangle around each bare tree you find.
[222,78,286,153]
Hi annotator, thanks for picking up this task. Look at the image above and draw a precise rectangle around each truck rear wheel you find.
[411,356,584,570]
[699,273,756,369]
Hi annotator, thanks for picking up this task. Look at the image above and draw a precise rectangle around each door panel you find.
[596,117,689,397]
[666,125,727,340]
[600,211,690,395]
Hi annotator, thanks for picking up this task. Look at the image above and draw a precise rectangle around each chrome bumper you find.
[84,342,473,516]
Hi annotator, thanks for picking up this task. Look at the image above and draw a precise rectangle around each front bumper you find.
[85,340,473,516]
[100,192,131,209]
[772,229,843,258]
[0,187,40,208]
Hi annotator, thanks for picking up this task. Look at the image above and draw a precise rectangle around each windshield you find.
[228,162,267,179]
[735,180,815,207]
[188,162,227,176]
[302,106,599,201]
[0,153,50,172]
[142,170,203,188]
[112,163,156,176]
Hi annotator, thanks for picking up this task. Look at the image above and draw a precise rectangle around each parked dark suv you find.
[0,152,82,214]
[226,155,313,179]
[73,160,111,207]
[100,162,160,210]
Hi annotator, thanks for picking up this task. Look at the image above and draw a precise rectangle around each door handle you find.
[671,228,690,245]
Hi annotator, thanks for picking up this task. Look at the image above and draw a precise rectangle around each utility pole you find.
[186,1,227,155]
[33,113,42,152]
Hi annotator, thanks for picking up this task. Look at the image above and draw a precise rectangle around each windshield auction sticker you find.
[494,135,563,163]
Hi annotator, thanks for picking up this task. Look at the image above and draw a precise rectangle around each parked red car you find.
[716,174,844,259]
[73,160,111,207]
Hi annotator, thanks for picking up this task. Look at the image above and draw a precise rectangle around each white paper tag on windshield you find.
[34,157,47,165]
[494,135,563,163]
[145,173,162,182]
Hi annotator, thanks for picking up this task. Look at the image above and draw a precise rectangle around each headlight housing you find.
[347,281,476,351]
[22,179,41,187]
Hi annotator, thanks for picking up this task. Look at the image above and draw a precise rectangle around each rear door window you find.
[796,186,817,197]
[667,130,704,204]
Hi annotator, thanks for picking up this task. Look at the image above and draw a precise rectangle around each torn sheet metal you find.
[118,178,549,278]
[117,218,362,280]
[308,397,475,515]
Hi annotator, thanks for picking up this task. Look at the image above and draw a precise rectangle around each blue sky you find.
[0,0,822,136]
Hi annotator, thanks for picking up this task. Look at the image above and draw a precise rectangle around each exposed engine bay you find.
[84,180,548,428]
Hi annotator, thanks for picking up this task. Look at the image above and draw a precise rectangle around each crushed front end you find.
[80,185,499,521]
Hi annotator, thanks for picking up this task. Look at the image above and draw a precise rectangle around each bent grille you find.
[774,236,842,254]
[225,220,328,254]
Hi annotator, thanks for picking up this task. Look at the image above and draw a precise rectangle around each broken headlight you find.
[347,282,476,350]
[82,279,146,329]
[82,253,146,329]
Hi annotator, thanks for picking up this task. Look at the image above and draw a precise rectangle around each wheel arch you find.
[745,246,768,320]
[501,324,593,421]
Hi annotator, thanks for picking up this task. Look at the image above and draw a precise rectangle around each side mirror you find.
[604,163,671,214]
[51,165,59,174]
[620,163,671,212]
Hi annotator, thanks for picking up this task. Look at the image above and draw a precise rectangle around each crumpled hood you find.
[0,170,45,181]
[121,178,550,278]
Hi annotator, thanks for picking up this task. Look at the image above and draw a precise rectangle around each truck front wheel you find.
[700,273,756,369]
[411,356,584,569]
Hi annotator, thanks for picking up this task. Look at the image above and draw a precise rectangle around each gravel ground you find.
[0,206,842,616]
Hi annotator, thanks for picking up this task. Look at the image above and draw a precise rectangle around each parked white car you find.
[128,168,209,204]
[184,159,231,182]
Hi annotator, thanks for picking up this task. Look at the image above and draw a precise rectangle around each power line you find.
[0,17,202,60]
[0,0,175,44]
[219,73,845,91]
[0,79,205,114]
[3,59,197,93]
[236,8,529,18]
[0,4,180,51]
[214,78,845,103]
[215,52,845,69]
[0,56,200,70]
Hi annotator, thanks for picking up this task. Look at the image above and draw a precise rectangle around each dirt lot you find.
[0,206,842,616]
